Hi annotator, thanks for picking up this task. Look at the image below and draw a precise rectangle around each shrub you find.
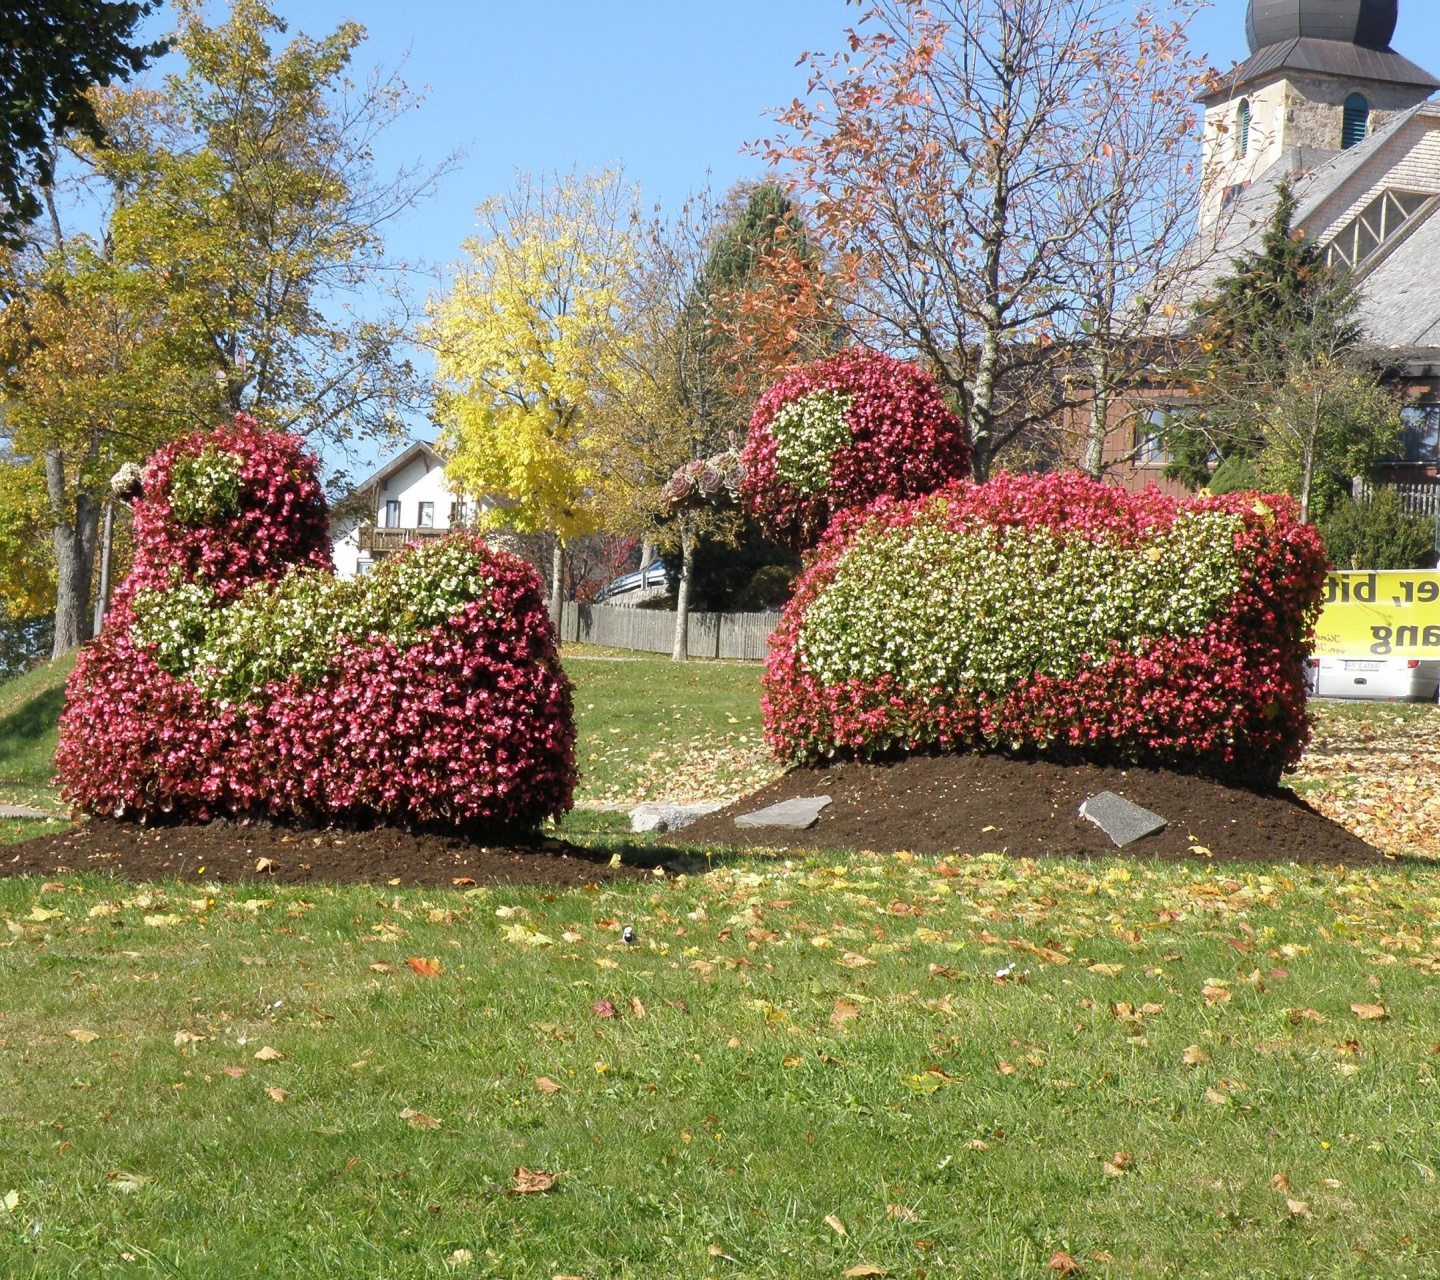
[763,472,1328,786]
[1319,488,1437,570]
[58,423,575,830]
[741,348,971,549]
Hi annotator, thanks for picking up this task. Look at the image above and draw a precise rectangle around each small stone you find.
[1079,792,1167,847]
[630,801,725,834]
[734,796,832,830]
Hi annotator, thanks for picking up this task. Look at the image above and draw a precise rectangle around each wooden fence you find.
[558,602,778,660]
[1355,479,1440,519]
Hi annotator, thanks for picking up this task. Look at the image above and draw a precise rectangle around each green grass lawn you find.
[4,655,1440,1275]
[0,654,73,824]
[4,853,1440,1277]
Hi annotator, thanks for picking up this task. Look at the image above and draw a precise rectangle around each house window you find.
[448,501,461,526]
[357,558,374,576]
[1236,99,1251,158]
[1399,405,1440,465]
[1134,408,1181,467]
[1325,189,1432,271]
[417,501,435,529]
[384,499,401,528]
[1342,93,1370,150]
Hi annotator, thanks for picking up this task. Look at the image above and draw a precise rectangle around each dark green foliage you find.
[0,1,167,245]
[1205,453,1262,494]
[1319,489,1437,571]
[661,517,798,613]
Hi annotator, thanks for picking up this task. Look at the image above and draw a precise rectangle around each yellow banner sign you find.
[1315,571,1440,657]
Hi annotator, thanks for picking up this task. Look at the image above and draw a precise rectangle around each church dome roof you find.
[1246,0,1399,54]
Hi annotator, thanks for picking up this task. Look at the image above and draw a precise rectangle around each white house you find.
[331,441,481,577]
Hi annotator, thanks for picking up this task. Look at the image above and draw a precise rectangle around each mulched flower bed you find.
[1,819,647,889]
[681,751,1390,866]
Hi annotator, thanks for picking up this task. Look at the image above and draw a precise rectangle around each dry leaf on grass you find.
[1286,1198,1312,1219]
[707,1243,737,1261]
[1351,1002,1389,1021]
[406,957,443,977]
[222,1067,246,1078]
[1270,1173,1290,1191]
[843,1267,889,1277]
[1087,963,1124,977]
[1049,1252,1084,1275]
[264,1087,289,1103]
[591,999,617,1019]
[445,1249,474,1268]
[1202,985,1232,1006]
[629,997,647,1018]
[369,962,397,973]
[1182,1045,1209,1066]
[1203,1087,1229,1106]
[824,1213,847,1236]
[173,1030,206,1047]
[253,1046,285,1061]
[66,1029,99,1044]
[510,1167,557,1194]
[254,857,277,874]
[1289,1007,1326,1025]
[400,1108,441,1130]
[831,999,861,1028]
[534,1076,563,1094]
[886,1203,917,1221]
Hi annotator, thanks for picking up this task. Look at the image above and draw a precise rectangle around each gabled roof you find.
[354,440,445,495]
[1200,37,1440,104]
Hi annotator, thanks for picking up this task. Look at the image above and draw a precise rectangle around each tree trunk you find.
[969,319,1002,483]
[46,449,100,656]
[93,499,116,634]
[671,522,694,663]
[1082,368,1109,481]
[549,537,565,629]
[639,539,655,571]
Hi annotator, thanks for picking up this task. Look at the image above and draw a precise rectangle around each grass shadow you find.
[0,681,65,782]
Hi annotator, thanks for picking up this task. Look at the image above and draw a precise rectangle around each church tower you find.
[1198,0,1438,226]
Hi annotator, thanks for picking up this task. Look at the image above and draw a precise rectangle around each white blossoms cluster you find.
[797,509,1244,693]
[770,390,854,492]
[168,446,243,524]
[131,538,498,703]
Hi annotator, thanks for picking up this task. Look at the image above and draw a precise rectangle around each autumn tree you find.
[761,0,1210,480]
[0,0,166,245]
[428,168,639,620]
[0,0,441,655]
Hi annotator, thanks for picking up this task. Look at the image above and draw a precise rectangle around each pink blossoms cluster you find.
[763,473,1329,786]
[57,419,576,830]
[741,347,972,549]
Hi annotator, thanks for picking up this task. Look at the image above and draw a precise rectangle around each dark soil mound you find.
[1,819,647,888]
[683,752,1385,865]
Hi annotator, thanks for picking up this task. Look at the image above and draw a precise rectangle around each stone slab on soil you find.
[1080,791,1168,847]
[681,753,1386,865]
[0,805,67,821]
[734,795,832,830]
[630,801,726,834]
[0,818,650,888]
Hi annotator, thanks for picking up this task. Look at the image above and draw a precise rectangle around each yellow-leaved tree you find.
[428,169,638,618]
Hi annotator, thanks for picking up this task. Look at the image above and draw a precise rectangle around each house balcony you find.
[356,525,451,554]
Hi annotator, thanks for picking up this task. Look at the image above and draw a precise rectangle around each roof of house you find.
[1200,37,1440,103]
[353,440,445,496]
[1160,101,1440,354]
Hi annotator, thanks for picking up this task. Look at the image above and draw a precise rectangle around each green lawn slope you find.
[0,652,73,814]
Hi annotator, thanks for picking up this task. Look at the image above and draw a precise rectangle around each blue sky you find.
[133,1,1440,468]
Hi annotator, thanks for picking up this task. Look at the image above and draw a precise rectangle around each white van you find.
[1307,655,1440,701]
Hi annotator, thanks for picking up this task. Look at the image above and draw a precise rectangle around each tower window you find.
[1236,99,1251,157]
[1342,93,1370,149]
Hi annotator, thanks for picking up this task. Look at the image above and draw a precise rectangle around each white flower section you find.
[798,510,1244,692]
[131,540,498,703]
[771,390,854,493]
[169,448,242,524]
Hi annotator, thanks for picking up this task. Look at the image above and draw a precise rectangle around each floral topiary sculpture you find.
[740,347,971,549]
[58,417,575,829]
[763,472,1328,786]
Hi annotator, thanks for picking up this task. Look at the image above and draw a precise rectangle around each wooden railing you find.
[1354,479,1440,519]
[356,525,450,553]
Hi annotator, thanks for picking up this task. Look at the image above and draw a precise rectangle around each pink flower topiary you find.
[57,420,576,831]
[762,472,1328,787]
[741,347,971,549]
